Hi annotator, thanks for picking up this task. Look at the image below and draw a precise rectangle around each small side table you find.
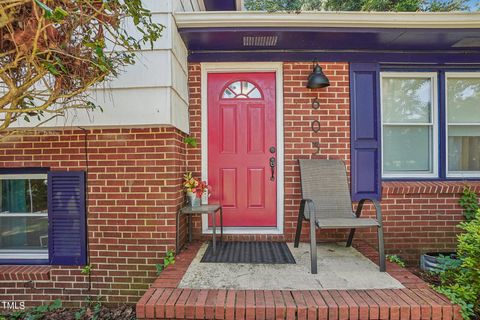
[176,204,223,254]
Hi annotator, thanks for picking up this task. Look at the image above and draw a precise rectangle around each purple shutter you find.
[48,171,87,266]
[350,63,381,201]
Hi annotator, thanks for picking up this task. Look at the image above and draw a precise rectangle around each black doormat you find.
[201,241,296,264]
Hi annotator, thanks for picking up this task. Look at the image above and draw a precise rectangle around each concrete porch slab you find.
[136,241,461,320]
[178,242,403,290]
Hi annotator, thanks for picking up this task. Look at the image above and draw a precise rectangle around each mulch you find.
[409,267,442,286]
[2,304,135,320]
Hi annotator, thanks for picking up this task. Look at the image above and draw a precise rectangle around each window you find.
[222,81,262,99]
[447,73,480,177]
[381,73,438,178]
[0,174,48,260]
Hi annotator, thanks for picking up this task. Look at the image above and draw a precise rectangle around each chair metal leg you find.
[346,228,356,247]
[294,201,305,248]
[212,210,216,255]
[220,208,223,243]
[377,225,386,272]
[310,216,317,274]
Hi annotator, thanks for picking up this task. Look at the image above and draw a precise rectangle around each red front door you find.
[208,72,277,227]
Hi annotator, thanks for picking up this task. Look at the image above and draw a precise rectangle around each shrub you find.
[459,187,479,221]
[434,210,480,319]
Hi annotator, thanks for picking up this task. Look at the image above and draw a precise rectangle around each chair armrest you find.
[356,198,383,224]
[300,199,316,220]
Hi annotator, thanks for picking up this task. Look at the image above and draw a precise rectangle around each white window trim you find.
[380,72,439,179]
[0,173,49,260]
[446,72,480,178]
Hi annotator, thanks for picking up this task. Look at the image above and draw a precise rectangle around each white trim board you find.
[200,62,284,235]
[176,11,480,29]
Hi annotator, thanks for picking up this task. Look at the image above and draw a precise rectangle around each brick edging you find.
[382,181,480,195]
[0,265,50,281]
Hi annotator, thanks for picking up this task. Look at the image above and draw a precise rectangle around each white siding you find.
[12,0,198,134]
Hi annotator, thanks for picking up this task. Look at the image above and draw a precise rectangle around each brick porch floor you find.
[136,242,461,320]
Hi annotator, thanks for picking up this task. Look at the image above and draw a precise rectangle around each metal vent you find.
[452,38,480,48]
[243,36,278,47]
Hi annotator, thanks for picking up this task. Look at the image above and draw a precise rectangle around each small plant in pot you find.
[183,172,211,207]
[420,186,478,272]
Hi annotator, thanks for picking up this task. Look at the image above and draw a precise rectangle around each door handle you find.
[269,157,276,181]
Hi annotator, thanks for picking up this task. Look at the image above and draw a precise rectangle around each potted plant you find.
[183,172,211,207]
[420,186,478,272]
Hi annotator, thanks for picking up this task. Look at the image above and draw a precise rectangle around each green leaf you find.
[52,6,68,21]
[36,304,49,313]
[34,0,53,18]
[44,62,61,76]
[54,57,68,74]
[184,137,198,147]
[49,299,62,311]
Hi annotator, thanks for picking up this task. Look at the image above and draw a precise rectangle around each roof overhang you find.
[175,11,480,63]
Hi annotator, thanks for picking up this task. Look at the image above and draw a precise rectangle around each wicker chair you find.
[294,159,386,274]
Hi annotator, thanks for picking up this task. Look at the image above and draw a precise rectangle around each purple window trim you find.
[0,167,49,174]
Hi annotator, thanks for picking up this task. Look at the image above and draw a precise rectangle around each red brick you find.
[272,290,286,320]
[225,290,236,320]
[184,289,199,319]
[195,289,208,319]
[255,290,266,320]
[174,288,192,319]
[214,289,227,320]
[236,290,246,320]
[245,290,256,320]
[310,290,328,320]
[164,289,182,319]
[263,290,276,320]
[145,289,164,319]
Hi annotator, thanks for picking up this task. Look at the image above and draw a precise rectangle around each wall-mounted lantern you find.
[306,61,330,89]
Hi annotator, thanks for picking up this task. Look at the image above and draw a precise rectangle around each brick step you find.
[136,287,461,320]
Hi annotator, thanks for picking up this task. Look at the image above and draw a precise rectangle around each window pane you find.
[0,177,48,253]
[382,77,432,123]
[383,126,432,173]
[248,88,261,99]
[1,179,48,213]
[447,77,480,123]
[228,81,242,95]
[0,216,48,251]
[448,125,480,172]
[222,81,262,99]
[241,81,255,95]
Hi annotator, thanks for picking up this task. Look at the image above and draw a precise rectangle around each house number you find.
[311,120,320,133]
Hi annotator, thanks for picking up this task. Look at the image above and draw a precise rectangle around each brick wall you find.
[366,182,480,263]
[0,127,186,307]
[187,62,476,264]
